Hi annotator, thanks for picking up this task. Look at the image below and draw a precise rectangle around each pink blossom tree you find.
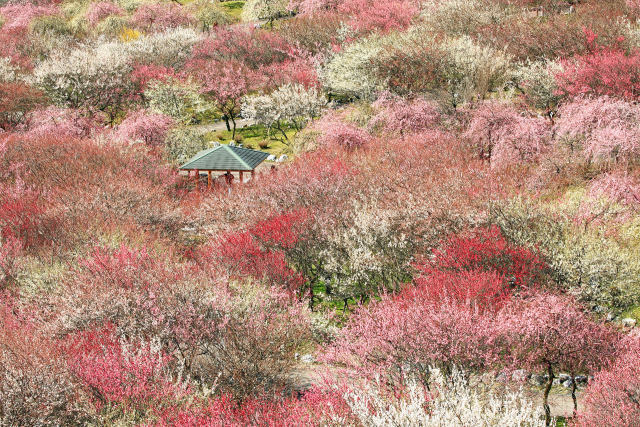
[589,172,640,207]
[115,109,175,148]
[312,114,371,150]
[185,58,262,139]
[554,96,640,164]
[492,292,619,425]
[85,2,124,26]
[131,2,195,32]
[369,93,441,136]
[576,333,640,427]
[462,101,551,168]
[338,0,419,34]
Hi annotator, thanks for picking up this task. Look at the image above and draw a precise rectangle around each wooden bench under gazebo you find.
[179,144,270,190]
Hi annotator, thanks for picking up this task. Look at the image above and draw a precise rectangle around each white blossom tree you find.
[242,83,326,142]
[242,0,290,24]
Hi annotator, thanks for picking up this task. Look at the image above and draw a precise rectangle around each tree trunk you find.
[571,374,578,417]
[231,116,237,140]
[309,285,315,312]
[223,115,231,132]
[544,362,555,427]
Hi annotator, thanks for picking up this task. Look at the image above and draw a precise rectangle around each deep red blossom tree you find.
[556,29,640,102]
[428,225,550,290]
[207,210,311,294]
[492,293,619,425]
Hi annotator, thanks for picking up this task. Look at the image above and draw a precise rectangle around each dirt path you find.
[191,118,256,135]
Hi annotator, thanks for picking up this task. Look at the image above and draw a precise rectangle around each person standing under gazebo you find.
[224,171,234,194]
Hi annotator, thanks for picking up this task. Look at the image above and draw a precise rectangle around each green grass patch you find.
[221,1,245,20]
[204,123,297,158]
[621,305,640,322]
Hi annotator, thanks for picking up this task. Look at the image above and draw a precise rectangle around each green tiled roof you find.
[179,145,270,171]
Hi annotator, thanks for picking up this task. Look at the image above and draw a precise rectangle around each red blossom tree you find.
[427,225,549,290]
[66,324,188,412]
[556,29,640,101]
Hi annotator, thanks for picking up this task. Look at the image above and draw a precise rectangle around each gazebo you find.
[179,144,270,189]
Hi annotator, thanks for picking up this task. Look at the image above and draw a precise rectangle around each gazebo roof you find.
[180,145,270,171]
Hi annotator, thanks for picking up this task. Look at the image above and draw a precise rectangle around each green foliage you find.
[490,199,640,312]
[221,1,245,20]
[30,15,74,37]
[95,15,128,37]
